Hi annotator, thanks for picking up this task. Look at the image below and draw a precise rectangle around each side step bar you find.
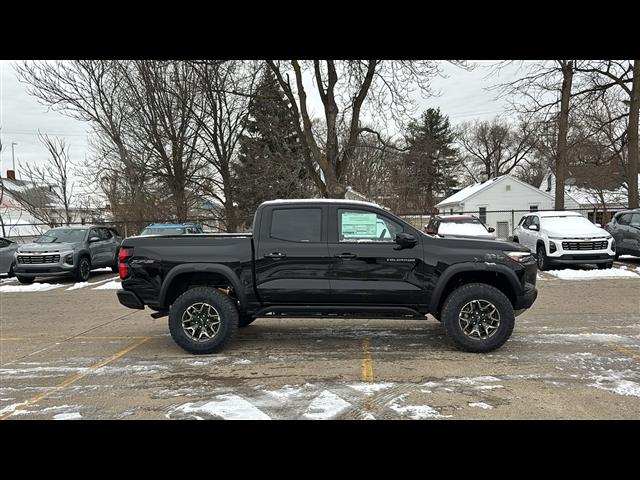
[252,305,426,319]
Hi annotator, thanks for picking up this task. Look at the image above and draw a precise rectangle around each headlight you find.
[504,251,533,262]
[611,238,616,251]
[549,241,557,253]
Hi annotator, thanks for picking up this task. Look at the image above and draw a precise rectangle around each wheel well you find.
[536,240,545,251]
[164,272,236,308]
[436,271,516,317]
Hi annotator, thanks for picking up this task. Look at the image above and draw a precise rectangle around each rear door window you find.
[270,208,322,243]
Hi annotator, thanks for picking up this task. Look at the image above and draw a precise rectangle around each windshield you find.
[541,216,597,232]
[438,220,489,236]
[35,228,87,243]
[141,227,186,236]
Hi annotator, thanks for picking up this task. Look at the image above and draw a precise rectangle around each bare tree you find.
[457,117,535,181]
[265,60,456,198]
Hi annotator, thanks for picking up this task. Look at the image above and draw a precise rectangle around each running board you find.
[252,305,426,319]
[150,311,169,319]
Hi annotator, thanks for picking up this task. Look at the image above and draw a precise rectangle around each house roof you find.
[435,175,554,208]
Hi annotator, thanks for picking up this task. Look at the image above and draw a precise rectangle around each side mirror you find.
[89,236,100,242]
[528,225,539,231]
[395,232,417,249]
[487,226,495,233]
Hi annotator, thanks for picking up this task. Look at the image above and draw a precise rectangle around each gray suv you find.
[13,225,122,284]
[605,209,640,258]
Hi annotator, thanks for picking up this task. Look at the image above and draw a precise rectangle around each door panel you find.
[328,207,425,305]
[255,206,332,303]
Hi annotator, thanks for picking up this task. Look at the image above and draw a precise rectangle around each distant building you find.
[435,174,555,239]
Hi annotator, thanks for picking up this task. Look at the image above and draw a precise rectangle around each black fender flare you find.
[428,261,521,313]
[159,263,245,310]
[76,248,92,265]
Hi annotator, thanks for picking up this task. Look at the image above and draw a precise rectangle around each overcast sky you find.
[0,60,521,181]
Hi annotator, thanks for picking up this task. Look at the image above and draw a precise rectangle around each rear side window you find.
[0,239,9,248]
[99,228,112,240]
[630,213,640,226]
[618,213,631,225]
[270,208,322,243]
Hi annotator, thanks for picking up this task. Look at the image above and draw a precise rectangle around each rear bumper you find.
[117,289,145,309]
[549,254,614,265]
[514,284,538,311]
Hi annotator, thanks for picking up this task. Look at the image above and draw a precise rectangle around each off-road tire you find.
[441,283,515,353]
[168,287,239,354]
[537,244,551,271]
[76,256,91,281]
[16,276,34,285]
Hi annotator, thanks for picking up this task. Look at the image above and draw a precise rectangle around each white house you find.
[435,175,555,239]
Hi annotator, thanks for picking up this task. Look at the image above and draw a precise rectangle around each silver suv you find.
[13,225,122,284]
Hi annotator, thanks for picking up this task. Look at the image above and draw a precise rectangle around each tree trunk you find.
[628,60,640,209]
[555,61,574,211]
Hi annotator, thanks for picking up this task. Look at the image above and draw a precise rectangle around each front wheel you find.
[76,256,91,281]
[16,276,35,285]
[441,283,515,353]
[168,287,239,354]
[537,245,551,271]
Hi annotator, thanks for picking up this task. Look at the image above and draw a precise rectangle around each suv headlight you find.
[611,238,616,251]
[504,251,533,262]
[549,241,557,253]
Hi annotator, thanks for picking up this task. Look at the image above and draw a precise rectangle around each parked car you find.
[140,223,204,236]
[424,215,496,240]
[13,225,123,284]
[604,209,640,259]
[0,237,20,276]
[513,211,615,271]
[117,199,538,354]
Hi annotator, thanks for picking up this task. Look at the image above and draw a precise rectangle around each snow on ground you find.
[53,412,82,420]
[546,267,639,280]
[67,277,118,291]
[388,394,451,419]
[173,394,271,420]
[348,383,394,395]
[468,402,494,409]
[303,390,351,419]
[92,280,121,290]
[0,282,64,293]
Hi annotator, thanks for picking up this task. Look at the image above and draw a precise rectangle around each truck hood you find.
[17,242,79,253]
[544,225,610,238]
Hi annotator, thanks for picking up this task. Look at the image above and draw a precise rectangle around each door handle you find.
[264,252,286,259]
[334,253,357,259]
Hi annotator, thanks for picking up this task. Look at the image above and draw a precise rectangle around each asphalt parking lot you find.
[1,258,639,420]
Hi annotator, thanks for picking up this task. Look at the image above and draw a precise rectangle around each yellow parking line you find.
[0,336,151,420]
[0,337,29,341]
[361,339,374,383]
[608,342,640,361]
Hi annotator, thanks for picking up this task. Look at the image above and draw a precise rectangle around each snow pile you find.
[303,390,351,419]
[173,394,271,420]
[546,268,639,280]
[348,383,394,395]
[388,394,451,419]
[53,412,82,420]
[0,282,64,293]
[468,402,494,409]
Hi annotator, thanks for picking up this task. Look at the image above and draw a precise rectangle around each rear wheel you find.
[16,276,34,285]
[441,283,515,353]
[537,244,550,271]
[597,262,613,270]
[8,262,15,278]
[168,287,239,354]
[111,249,119,273]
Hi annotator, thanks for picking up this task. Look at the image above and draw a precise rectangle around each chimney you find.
[6,170,16,180]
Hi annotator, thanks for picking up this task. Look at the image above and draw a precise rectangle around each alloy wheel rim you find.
[181,302,221,342]
[81,260,90,279]
[458,299,501,340]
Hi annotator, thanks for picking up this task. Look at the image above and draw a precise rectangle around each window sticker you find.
[341,212,378,239]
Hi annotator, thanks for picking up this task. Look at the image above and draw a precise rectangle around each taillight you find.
[119,247,133,280]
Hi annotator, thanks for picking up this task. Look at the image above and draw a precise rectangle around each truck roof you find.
[145,223,200,228]
[261,199,382,208]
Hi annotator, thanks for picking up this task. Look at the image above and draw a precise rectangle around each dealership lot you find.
[1,258,639,420]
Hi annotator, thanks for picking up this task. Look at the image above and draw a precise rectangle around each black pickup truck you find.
[117,199,538,354]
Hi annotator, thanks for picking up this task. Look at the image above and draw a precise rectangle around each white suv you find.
[513,211,616,270]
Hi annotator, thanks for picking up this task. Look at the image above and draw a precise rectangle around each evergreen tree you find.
[232,69,311,228]
[403,108,458,211]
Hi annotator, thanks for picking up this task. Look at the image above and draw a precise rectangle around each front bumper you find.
[13,265,75,277]
[117,289,145,309]
[548,254,615,265]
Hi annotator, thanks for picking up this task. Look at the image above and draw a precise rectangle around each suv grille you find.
[17,254,60,264]
[561,241,608,251]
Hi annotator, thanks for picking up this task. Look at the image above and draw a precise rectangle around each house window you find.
[450,209,454,215]
[505,185,511,191]
[479,207,487,224]
[546,175,552,192]
[529,205,539,212]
